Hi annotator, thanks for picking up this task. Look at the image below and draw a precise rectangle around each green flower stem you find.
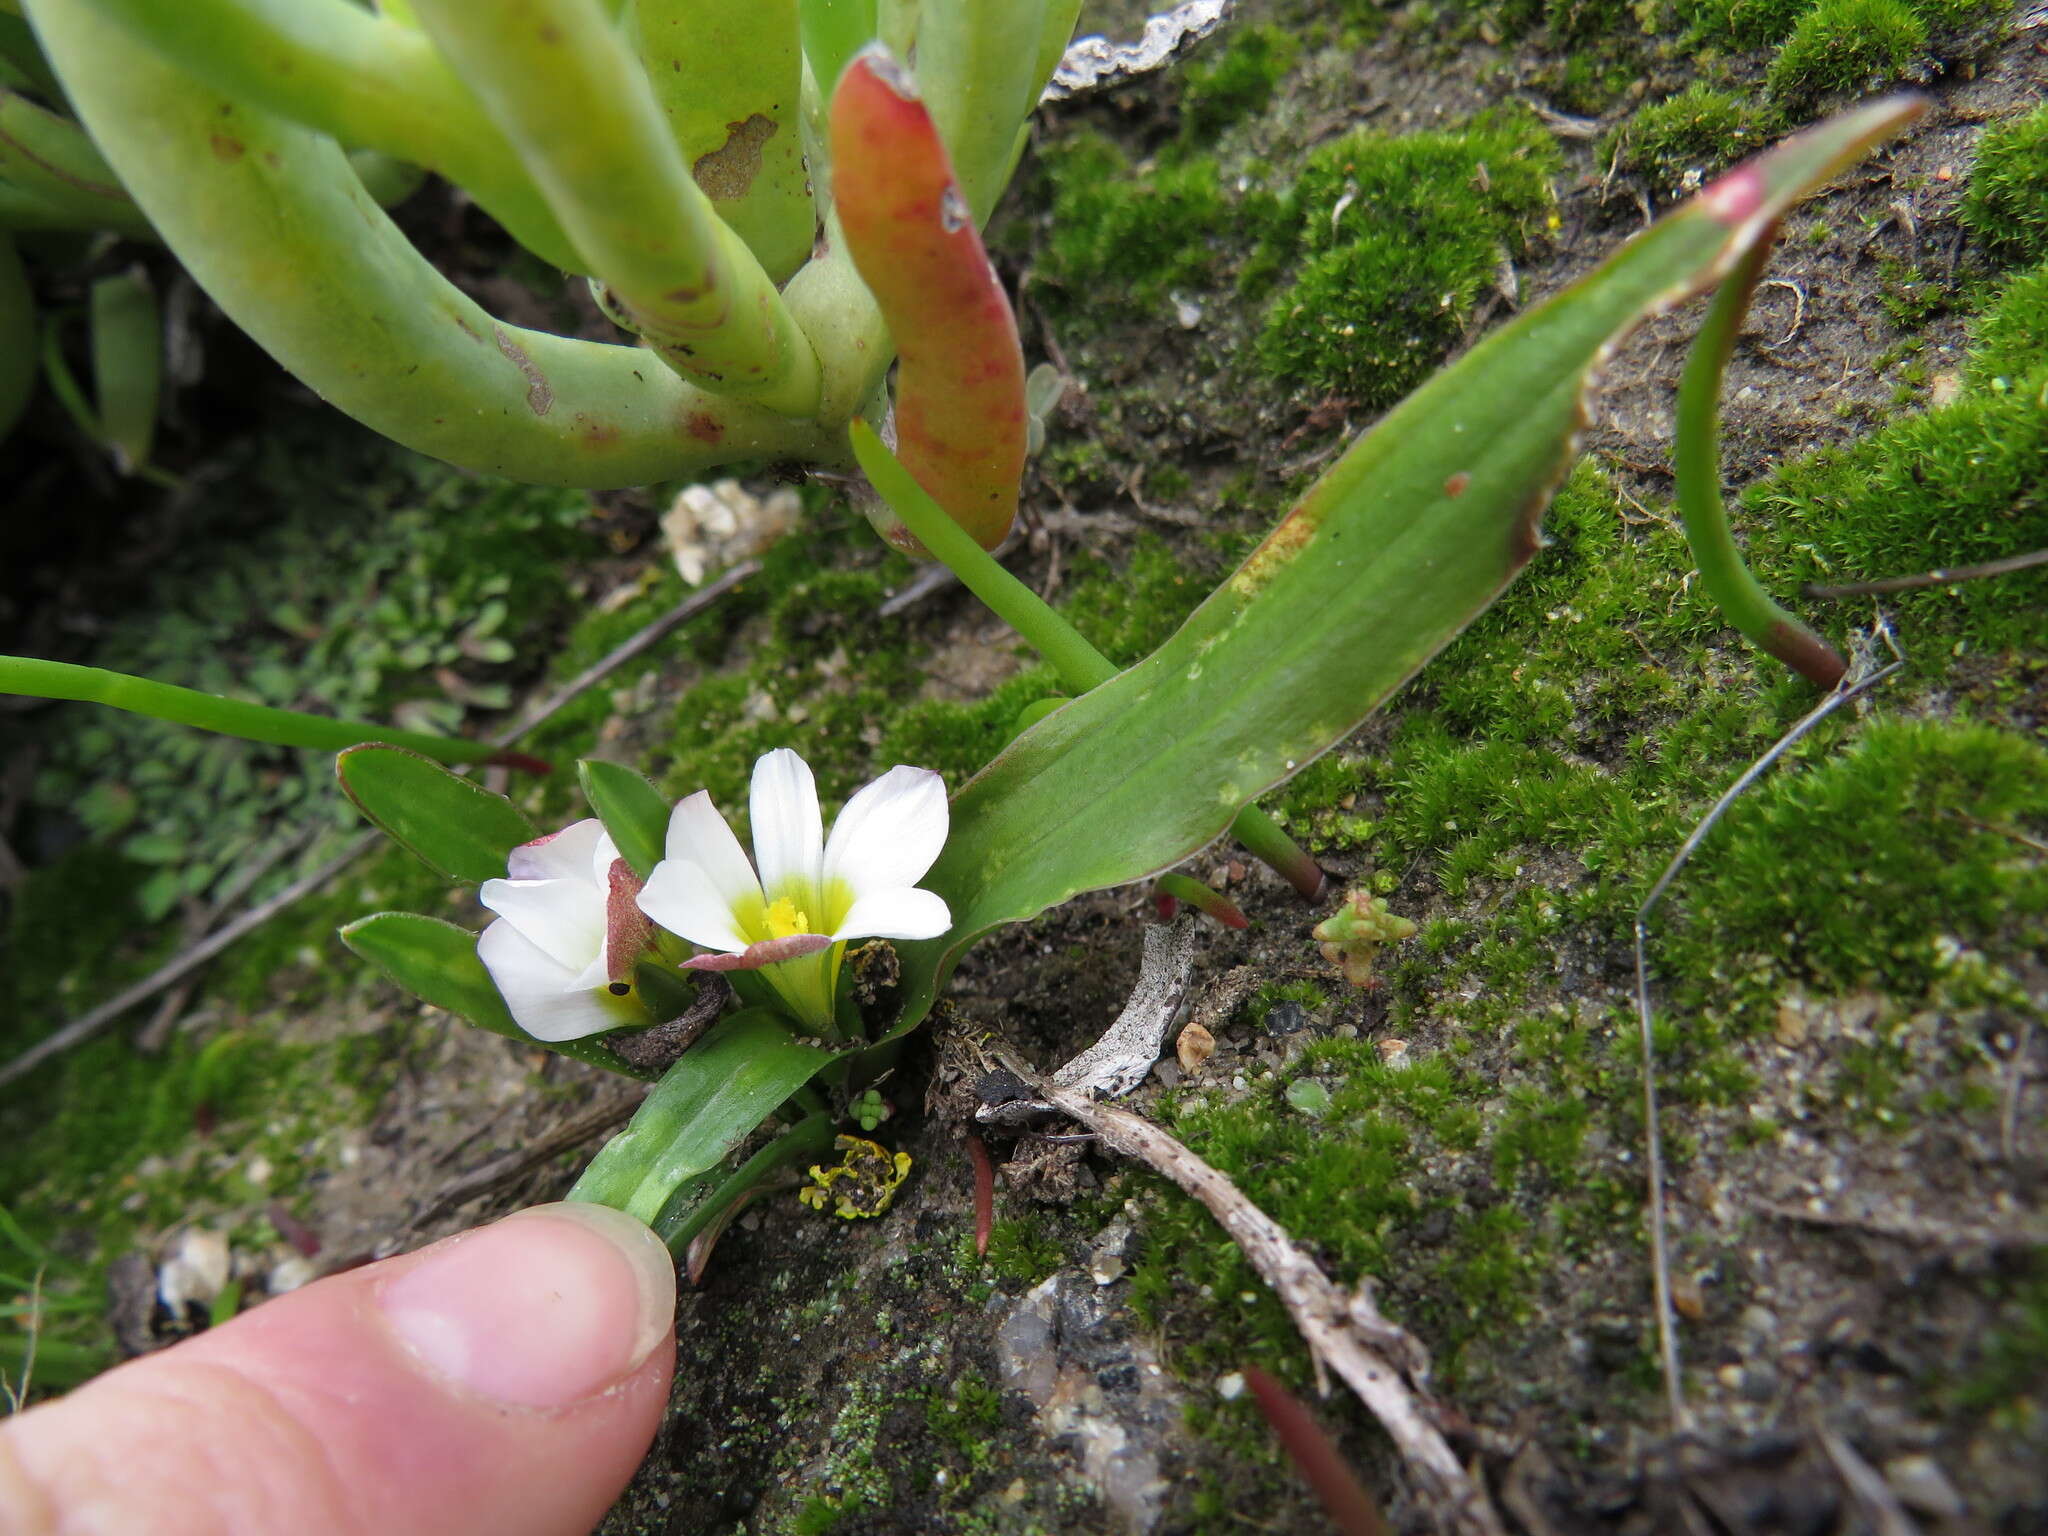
[410,0,823,415]
[1,655,514,764]
[648,1110,836,1256]
[1676,236,1848,688]
[26,0,841,486]
[0,234,31,438]
[852,420,1326,900]
[61,0,580,270]
[0,84,154,237]
[633,0,812,286]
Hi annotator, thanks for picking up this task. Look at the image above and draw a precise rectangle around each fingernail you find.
[378,1203,675,1409]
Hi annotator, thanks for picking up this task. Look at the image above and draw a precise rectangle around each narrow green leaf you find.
[339,910,640,1076]
[578,759,669,878]
[799,0,875,101]
[567,1009,835,1225]
[886,97,1925,1030]
[89,266,160,475]
[647,1109,836,1255]
[336,745,534,884]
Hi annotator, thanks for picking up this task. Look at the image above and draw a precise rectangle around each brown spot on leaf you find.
[576,413,621,448]
[693,114,778,202]
[209,134,245,162]
[682,411,724,445]
[1443,472,1471,498]
[492,324,554,416]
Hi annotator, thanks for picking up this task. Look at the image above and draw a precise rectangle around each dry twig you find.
[0,564,762,1086]
[406,1090,647,1232]
[1802,546,2048,600]
[1009,1052,1503,1536]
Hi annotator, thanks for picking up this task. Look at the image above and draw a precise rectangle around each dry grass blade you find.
[1802,546,2048,599]
[1631,624,1904,1431]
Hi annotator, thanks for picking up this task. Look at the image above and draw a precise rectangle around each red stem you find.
[965,1133,995,1257]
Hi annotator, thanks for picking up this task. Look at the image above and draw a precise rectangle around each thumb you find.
[0,1203,675,1536]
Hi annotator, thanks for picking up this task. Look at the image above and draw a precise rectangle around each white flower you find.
[477,819,654,1042]
[636,748,951,1031]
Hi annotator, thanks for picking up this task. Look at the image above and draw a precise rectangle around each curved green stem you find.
[54,0,581,269]
[26,0,840,485]
[410,0,822,414]
[648,1111,836,1256]
[1676,235,1847,689]
[852,421,1327,900]
[2,655,514,763]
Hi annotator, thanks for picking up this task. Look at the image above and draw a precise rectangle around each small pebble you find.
[1215,1372,1246,1401]
[1884,1453,1964,1518]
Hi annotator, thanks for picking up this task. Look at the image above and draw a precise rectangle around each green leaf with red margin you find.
[881,97,1925,1033]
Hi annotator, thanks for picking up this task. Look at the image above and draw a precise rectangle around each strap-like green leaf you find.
[577,758,669,878]
[336,744,535,884]
[567,1009,835,1225]
[339,910,640,1076]
[886,97,1925,1032]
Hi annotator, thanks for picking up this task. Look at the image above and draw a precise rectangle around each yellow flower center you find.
[764,896,811,940]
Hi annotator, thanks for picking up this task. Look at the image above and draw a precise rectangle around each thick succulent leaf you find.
[578,758,669,879]
[566,1009,834,1225]
[635,0,812,285]
[339,910,639,1076]
[336,744,536,885]
[888,97,1924,1027]
[831,47,1026,552]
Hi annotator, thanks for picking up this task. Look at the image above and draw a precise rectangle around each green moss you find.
[1255,112,1559,409]
[1246,979,1330,1028]
[1965,260,2048,389]
[924,1372,1002,1466]
[1739,388,2048,655]
[1685,0,1817,45]
[1179,25,1301,140]
[1962,105,2048,267]
[1951,1269,2048,1419]
[1035,135,1235,318]
[1669,719,2048,1001]
[1765,0,1925,110]
[983,1216,1065,1284]
[1608,85,1778,194]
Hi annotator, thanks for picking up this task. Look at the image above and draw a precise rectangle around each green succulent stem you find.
[59,0,581,269]
[409,0,823,414]
[0,655,513,764]
[1675,234,1848,688]
[850,420,1326,900]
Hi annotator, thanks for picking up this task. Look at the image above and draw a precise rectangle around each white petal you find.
[663,790,760,911]
[638,858,753,954]
[830,886,952,942]
[751,748,823,902]
[477,920,619,1042]
[822,765,949,902]
[506,819,608,884]
[478,875,604,972]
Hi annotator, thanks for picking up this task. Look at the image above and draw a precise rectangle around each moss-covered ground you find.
[2,0,2043,1527]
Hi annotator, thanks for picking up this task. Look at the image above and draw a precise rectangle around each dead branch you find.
[406,1090,647,1232]
[1013,1059,1504,1536]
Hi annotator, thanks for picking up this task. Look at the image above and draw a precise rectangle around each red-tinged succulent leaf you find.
[830,46,1026,553]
